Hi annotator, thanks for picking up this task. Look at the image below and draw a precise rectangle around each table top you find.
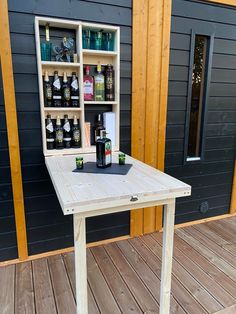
[45,152,191,217]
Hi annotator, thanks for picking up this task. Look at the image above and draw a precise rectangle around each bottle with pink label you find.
[83,65,94,101]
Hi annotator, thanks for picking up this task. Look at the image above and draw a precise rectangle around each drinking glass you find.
[40,42,52,61]
[102,32,114,51]
[82,29,91,49]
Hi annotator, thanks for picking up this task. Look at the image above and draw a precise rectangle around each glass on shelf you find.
[82,29,91,49]
[41,42,52,61]
[92,31,102,50]
[102,32,114,51]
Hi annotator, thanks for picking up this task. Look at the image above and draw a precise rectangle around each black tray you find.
[73,162,132,175]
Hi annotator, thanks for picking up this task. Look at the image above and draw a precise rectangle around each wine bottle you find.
[63,115,71,148]
[45,114,54,150]
[71,72,79,107]
[94,113,105,143]
[83,65,94,101]
[44,71,52,107]
[94,64,105,101]
[105,64,115,101]
[62,72,70,107]
[52,71,62,107]
[55,116,64,149]
[96,130,112,168]
[72,115,81,148]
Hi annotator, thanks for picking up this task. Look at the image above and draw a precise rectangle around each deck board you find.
[0,265,15,314]
[15,262,35,314]
[1,217,236,313]
[32,258,56,314]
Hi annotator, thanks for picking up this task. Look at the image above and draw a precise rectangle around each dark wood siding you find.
[0,70,18,261]
[0,0,132,260]
[166,0,236,224]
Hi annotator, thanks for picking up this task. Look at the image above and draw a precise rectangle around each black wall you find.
[166,0,236,223]
[0,0,132,261]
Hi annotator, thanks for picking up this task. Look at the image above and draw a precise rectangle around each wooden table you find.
[45,152,191,314]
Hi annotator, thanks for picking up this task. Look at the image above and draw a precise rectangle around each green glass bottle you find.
[96,131,112,168]
[94,64,105,101]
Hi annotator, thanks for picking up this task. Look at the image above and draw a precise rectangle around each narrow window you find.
[187,35,209,161]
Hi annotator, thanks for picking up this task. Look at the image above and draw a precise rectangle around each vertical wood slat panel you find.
[0,0,28,260]
[130,0,149,236]
[131,0,172,235]
[230,161,236,214]
[143,0,164,234]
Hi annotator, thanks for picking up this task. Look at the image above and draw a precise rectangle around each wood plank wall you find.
[131,0,172,235]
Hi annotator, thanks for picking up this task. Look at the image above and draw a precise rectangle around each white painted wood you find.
[45,152,191,216]
[160,199,176,314]
[73,215,88,314]
[83,49,117,56]
[35,16,120,156]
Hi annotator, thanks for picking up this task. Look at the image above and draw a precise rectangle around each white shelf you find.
[84,101,117,105]
[44,107,82,111]
[82,49,117,56]
[41,61,80,67]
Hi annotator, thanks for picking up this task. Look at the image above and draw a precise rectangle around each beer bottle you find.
[62,72,70,107]
[44,71,52,107]
[52,71,62,107]
[72,115,81,148]
[71,72,79,107]
[45,114,54,149]
[55,116,64,149]
[63,115,71,148]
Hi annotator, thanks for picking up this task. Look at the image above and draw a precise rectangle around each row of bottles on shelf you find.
[46,114,81,150]
[84,64,114,101]
[44,71,79,107]
[43,64,115,107]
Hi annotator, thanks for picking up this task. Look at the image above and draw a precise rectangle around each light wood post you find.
[0,0,28,260]
[73,215,88,314]
[131,0,172,235]
[160,199,176,314]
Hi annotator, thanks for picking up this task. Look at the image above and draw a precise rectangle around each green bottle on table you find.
[96,131,112,168]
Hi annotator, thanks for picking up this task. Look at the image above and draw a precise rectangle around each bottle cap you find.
[72,71,77,76]
[47,114,51,119]
[85,65,90,73]
[44,71,49,81]
[73,115,78,124]
[54,71,58,75]
[56,116,61,125]
[63,72,67,82]
[97,64,102,72]
[64,114,68,119]
[45,23,50,42]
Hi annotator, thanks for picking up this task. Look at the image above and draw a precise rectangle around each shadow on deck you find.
[1,216,236,314]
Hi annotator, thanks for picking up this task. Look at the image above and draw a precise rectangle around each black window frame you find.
[183,29,214,164]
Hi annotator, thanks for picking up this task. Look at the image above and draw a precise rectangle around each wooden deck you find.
[1,216,236,314]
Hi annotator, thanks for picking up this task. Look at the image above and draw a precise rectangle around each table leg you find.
[159,199,176,314]
[74,214,88,314]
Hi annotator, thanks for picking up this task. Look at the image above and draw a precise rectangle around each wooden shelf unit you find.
[35,16,120,157]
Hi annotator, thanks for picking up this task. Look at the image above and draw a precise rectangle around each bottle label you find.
[106,76,113,89]
[63,121,71,132]
[84,80,93,95]
[73,130,81,142]
[46,138,54,142]
[95,76,104,84]
[64,87,70,100]
[56,130,63,142]
[71,96,79,100]
[71,79,78,90]
[46,122,53,132]
[46,87,52,99]
[53,78,61,89]
[64,137,71,141]
[105,141,112,165]
[53,95,62,99]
